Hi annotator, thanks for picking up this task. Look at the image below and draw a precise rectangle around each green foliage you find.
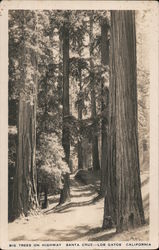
[37,133,70,193]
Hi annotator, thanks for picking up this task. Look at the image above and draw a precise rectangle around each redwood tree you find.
[89,12,100,171]
[60,13,71,204]
[103,10,145,231]
[77,57,83,170]
[12,11,39,218]
[100,18,109,196]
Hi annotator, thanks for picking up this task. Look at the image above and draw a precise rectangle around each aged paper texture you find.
[0,1,158,249]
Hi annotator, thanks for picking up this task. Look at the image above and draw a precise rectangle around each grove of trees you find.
[8,9,149,233]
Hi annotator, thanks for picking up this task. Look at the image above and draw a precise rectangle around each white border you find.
[0,1,158,249]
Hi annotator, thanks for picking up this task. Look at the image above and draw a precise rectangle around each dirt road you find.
[8,172,149,241]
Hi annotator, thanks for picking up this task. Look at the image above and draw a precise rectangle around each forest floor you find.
[8,170,149,242]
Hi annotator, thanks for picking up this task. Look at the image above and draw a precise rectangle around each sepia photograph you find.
[0,1,158,249]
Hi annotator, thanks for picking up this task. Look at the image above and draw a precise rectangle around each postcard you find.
[0,1,158,249]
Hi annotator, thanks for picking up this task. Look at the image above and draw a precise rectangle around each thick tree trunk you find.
[60,18,71,204]
[100,20,109,196]
[89,13,100,171]
[103,11,145,231]
[12,12,38,219]
[13,99,38,218]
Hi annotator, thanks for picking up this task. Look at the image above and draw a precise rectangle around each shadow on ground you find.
[70,190,97,198]
[32,225,116,241]
[11,235,26,241]
[45,195,103,214]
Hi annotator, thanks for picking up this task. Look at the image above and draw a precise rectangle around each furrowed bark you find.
[103,10,145,231]
[12,11,38,219]
[60,16,71,204]
[89,13,100,171]
[100,19,109,196]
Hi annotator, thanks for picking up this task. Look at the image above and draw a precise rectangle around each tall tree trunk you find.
[103,10,145,231]
[60,17,71,204]
[89,13,100,171]
[13,100,38,218]
[100,20,109,196]
[78,61,83,170]
[12,11,38,219]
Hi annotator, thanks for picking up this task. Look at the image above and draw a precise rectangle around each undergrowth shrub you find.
[36,133,70,198]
